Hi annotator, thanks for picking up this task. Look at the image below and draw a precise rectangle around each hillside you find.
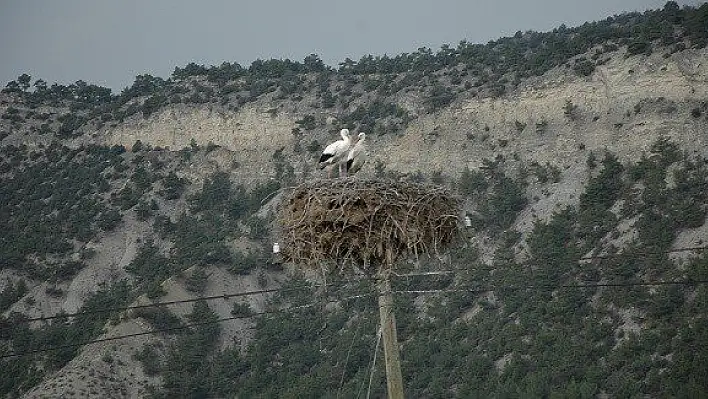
[1,2,708,398]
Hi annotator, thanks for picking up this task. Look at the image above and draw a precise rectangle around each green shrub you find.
[133,306,183,331]
[573,58,596,76]
[134,344,163,376]
[231,302,253,317]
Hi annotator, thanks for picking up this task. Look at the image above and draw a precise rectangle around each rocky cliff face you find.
[99,47,708,182]
[92,47,707,241]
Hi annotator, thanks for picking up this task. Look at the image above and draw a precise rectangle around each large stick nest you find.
[279,178,460,274]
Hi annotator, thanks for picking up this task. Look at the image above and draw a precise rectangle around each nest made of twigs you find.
[278,178,460,274]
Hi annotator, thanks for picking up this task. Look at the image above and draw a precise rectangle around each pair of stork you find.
[318,129,367,178]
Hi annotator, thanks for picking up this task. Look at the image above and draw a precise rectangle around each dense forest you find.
[1,2,708,398]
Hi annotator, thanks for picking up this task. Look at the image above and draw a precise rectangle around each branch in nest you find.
[278,178,461,274]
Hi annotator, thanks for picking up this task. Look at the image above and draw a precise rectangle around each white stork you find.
[319,128,352,177]
[346,132,367,175]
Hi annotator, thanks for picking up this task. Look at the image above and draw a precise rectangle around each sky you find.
[0,0,702,92]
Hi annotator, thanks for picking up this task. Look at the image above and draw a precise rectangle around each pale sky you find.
[0,1,702,92]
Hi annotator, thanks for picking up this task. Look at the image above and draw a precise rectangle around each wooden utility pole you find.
[378,273,404,399]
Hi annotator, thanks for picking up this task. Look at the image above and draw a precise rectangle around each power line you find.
[8,277,704,358]
[391,245,708,279]
[0,292,377,359]
[4,246,708,356]
[393,279,708,295]
[578,245,708,260]
[9,244,708,325]
[3,276,707,358]
[8,243,708,325]
[393,270,455,278]
[9,279,372,325]
[338,319,362,399]
[2,314,261,360]
[362,326,382,399]
[11,287,291,324]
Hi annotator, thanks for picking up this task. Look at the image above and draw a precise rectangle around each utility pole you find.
[378,272,404,399]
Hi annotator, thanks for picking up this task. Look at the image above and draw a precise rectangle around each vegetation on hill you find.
[0,142,126,280]
[0,281,130,397]
[138,137,708,398]
[2,2,707,139]
[0,141,281,396]
[0,2,708,397]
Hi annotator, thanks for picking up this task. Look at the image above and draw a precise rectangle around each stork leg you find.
[339,162,347,178]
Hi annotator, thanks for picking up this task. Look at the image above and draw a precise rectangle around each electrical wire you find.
[7,278,373,325]
[8,244,708,324]
[578,245,708,260]
[337,319,361,399]
[362,326,382,399]
[391,245,708,279]
[11,287,294,324]
[3,277,707,358]
[0,292,377,359]
[1,313,262,360]
[392,279,708,295]
[3,246,708,358]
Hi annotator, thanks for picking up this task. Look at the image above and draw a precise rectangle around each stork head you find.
[357,132,366,142]
[340,128,350,140]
